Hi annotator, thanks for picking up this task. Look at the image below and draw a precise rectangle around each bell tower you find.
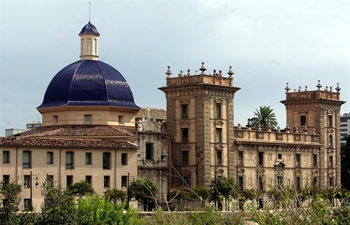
[281,81,345,188]
[159,63,240,187]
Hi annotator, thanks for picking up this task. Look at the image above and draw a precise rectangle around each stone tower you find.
[281,81,345,188]
[159,63,240,187]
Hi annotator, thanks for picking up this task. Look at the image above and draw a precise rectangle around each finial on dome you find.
[200,62,207,74]
[166,66,172,78]
[228,66,234,78]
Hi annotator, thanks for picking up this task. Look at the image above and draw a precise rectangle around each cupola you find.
[79,22,100,60]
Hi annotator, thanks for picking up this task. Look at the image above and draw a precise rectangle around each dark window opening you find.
[66,175,73,187]
[277,176,283,188]
[329,177,334,187]
[23,151,31,169]
[296,177,301,191]
[182,151,189,165]
[181,104,188,119]
[47,152,53,164]
[86,176,92,185]
[300,115,307,126]
[216,103,222,119]
[103,152,111,169]
[121,176,127,188]
[104,176,110,188]
[238,151,244,165]
[47,175,54,187]
[238,176,244,191]
[183,173,191,187]
[278,153,282,160]
[258,176,264,191]
[3,175,10,184]
[313,154,318,167]
[329,155,334,167]
[24,199,32,211]
[3,151,9,164]
[121,153,128,165]
[182,128,189,142]
[24,175,30,188]
[217,150,222,165]
[216,128,222,143]
[258,152,264,166]
[328,115,333,127]
[86,152,92,165]
[146,143,153,160]
[296,154,301,167]
[329,135,333,147]
[65,152,74,169]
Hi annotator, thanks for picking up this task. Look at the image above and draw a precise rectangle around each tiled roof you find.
[0,125,138,149]
[136,108,166,121]
[79,22,100,36]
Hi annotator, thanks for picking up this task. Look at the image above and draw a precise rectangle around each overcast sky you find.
[1,0,349,136]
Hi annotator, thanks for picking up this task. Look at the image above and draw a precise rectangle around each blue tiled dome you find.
[38,60,139,109]
[79,22,100,36]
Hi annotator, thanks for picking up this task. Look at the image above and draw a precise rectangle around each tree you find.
[0,182,22,225]
[37,183,77,225]
[250,106,278,129]
[129,179,158,211]
[76,195,143,225]
[210,177,236,209]
[67,180,94,198]
[104,189,127,204]
[341,135,350,190]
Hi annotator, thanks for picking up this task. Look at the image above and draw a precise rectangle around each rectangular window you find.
[328,115,333,127]
[103,152,111,169]
[24,199,32,211]
[66,175,73,187]
[86,175,92,185]
[65,152,74,169]
[23,151,31,168]
[329,177,334,187]
[300,115,307,126]
[3,151,9,164]
[181,104,188,119]
[53,115,59,124]
[24,175,30,187]
[313,154,318,167]
[238,151,244,165]
[238,176,244,191]
[121,176,128,188]
[104,176,110,188]
[215,103,222,119]
[118,115,124,125]
[182,151,189,165]
[47,152,53,164]
[121,153,128,165]
[182,128,189,142]
[258,176,264,191]
[86,152,92,165]
[296,177,301,191]
[258,152,264,166]
[47,175,54,187]
[329,155,333,167]
[146,143,153,160]
[277,176,283,188]
[216,128,222,143]
[296,154,301,167]
[277,153,282,160]
[183,174,191,187]
[84,114,92,124]
[3,175,10,184]
[216,150,222,165]
[258,198,264,210]
[312,177,318,186]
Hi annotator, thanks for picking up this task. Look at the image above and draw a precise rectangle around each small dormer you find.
[79,22,100,60]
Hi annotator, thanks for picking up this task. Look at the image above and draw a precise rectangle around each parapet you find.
[164,62,234,88]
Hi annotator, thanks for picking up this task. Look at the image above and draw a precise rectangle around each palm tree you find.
[250,106,278,129]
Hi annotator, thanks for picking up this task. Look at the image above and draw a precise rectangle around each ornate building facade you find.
[0,21,345,211]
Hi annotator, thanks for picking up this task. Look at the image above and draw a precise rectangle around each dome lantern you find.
[79,22,100,60]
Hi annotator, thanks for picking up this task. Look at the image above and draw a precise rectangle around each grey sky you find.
[1,0,349,136]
